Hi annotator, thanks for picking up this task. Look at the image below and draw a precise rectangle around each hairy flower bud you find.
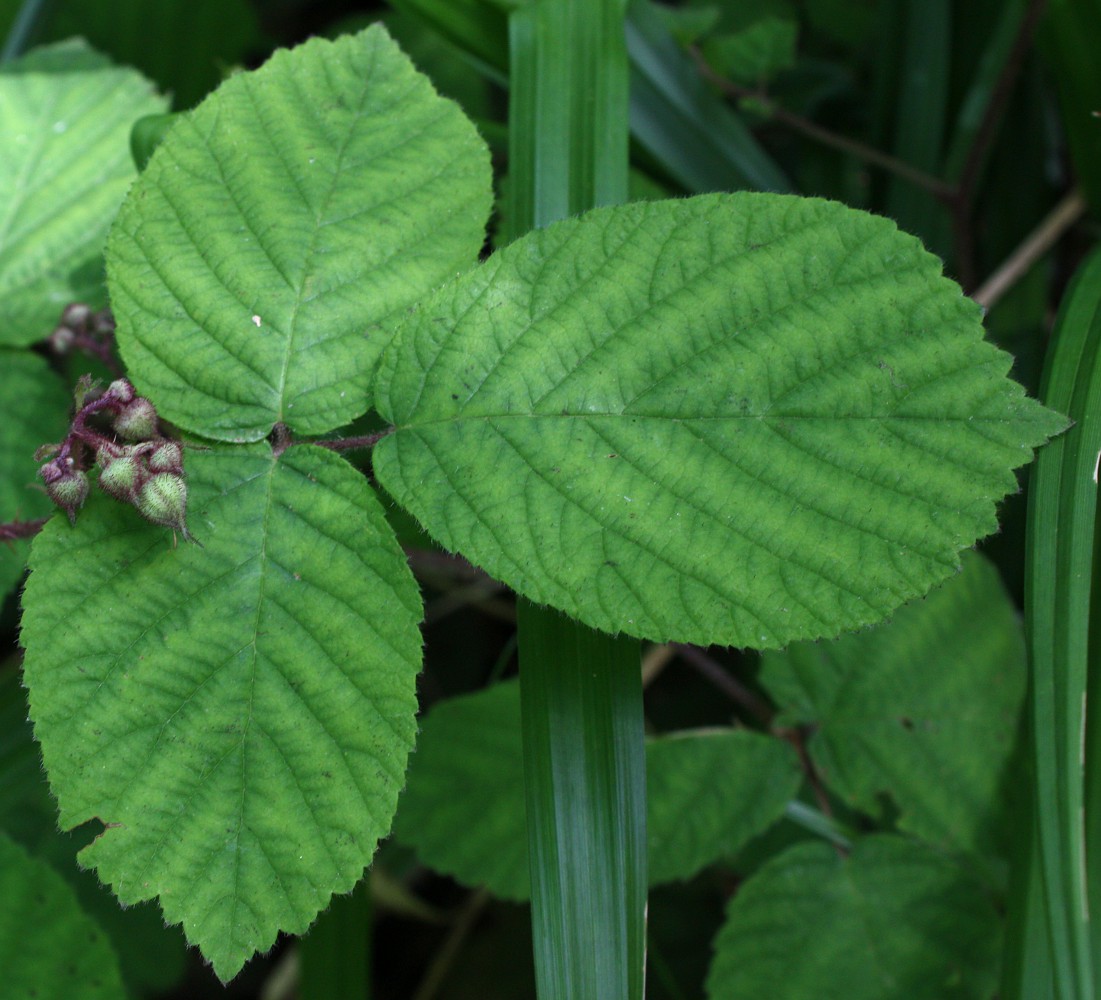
[97,450,143,504]
[146,440,184,474]
[137,472,194,540]
[38,457,89,524]
[106,378,136,405]
[113,397,159,442]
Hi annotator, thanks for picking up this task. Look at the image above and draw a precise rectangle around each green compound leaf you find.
[391,680,799,899]
[760,551,1026,859]
[375,193,1067,648]
[706,836,1001,999]
[0,831,127,1000]
[0,352,70,599]
[0,41,166,347]
[21,444,423,981]
[107,24,492,443]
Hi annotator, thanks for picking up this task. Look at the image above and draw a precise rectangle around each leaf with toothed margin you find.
[374,193,1067,649]
[106,24,492,443]
[0,41,166,347]
[20,443,423,981]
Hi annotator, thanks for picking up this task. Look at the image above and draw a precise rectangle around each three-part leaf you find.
[375,193,1066,648]
[21,25,495,981]
[22,445,423,980]
[107,24,492,442]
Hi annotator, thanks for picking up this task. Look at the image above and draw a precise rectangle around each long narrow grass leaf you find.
[508,4,645,998]
[1025,245,1101,999]
[626,0,789,193]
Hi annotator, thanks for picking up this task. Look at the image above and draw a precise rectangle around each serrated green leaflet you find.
[21,444,423,981]
[761,551,1026,859]
[706,836,1001,999]
[107,25,492,443]
[0,352,69,597]
[646,728,801,884]
[375,193,1066,647]
[391,680,800,898]
[0,832,127,1000]
[0,40,165,347]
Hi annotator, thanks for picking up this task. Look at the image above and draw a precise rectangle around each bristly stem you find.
[311,428,395,453]
[0,518,48,543]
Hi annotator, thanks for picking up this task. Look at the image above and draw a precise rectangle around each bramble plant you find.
[0,4,1096,999]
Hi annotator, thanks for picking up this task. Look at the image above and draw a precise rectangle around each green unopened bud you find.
[97,451,143,503]
[147,440,183,474]
[113,397,159,442]
[106,379,135,405]
[137,472,194,540]
[39,458,89,524]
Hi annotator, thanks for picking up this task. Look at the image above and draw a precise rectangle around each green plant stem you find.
[297,879,371,1000]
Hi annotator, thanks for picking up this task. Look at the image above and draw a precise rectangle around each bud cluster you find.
[47,303,117,367]
[35,376,196,542]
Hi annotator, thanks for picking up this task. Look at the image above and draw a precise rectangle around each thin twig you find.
[641,642,676,688]
[411,888,492,1000]
[955,0,1049,204]
[0,518,48,543]
[971,189,1088,310]
[950,0,1050,290]
[672,644,774,725]
[689,47,953,201]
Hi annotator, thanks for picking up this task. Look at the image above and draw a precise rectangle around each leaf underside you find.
[375,193,1066,648]
[21,445,423,980]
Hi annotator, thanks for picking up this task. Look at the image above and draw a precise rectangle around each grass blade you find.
[518,604,646,1000]
[625,0,790,193]
[508,4,645,998]
[1024,246,1101,999]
